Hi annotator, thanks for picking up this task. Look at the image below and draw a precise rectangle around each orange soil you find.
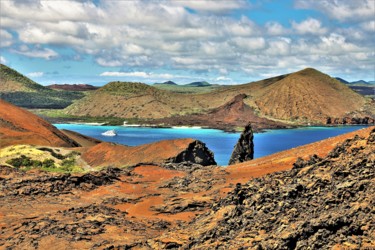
[81,138,198,168]
[226,126,374,184]
[0,99,79,148]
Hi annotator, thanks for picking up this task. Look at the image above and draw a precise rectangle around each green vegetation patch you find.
[0,90,85,109]
[0,64,85,108]
[0,145,84,173]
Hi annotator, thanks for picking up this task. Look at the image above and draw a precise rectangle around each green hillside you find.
[0,64,84,109]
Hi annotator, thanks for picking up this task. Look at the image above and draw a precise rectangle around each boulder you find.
[228,123,254,165]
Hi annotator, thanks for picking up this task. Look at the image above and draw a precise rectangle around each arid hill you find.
[0,99,80,148]
[64,68,374,127]
[254,68,368,123]
[0,64,84,108]
[64,81,237,120]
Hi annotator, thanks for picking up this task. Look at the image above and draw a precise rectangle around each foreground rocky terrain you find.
[153,128,375,249]
[1,125,374,249]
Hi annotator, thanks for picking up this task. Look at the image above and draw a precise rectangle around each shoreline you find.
[54,120,373,134]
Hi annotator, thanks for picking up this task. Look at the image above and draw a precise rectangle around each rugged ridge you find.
[228,122,254,165]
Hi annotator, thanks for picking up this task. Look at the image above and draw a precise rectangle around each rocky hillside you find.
[0,115,373,249]
[64,68,374,128]
[153,127,375,249]
[0,99,79,148]
[0,64,84,108]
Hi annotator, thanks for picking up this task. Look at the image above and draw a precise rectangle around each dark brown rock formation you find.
[326,116,375,125]
[172,140,216,166]
[228,122,254,165]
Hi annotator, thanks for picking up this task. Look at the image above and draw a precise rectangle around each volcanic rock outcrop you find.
[228,122,254,165]
[0,99,80,148]
[156,128,375,249]
[326,116,375,125]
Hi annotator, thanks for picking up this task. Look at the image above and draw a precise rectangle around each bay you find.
[55,124,368,166]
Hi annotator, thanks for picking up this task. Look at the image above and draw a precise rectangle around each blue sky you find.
[0,0,374,86]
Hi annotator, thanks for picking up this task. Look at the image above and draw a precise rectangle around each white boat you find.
[101,129,117,136]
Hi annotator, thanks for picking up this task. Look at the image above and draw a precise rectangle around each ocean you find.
[55,124,368,166]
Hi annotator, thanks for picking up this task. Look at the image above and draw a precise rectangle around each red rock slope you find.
[81,138,216,168]
[0,99,79,148]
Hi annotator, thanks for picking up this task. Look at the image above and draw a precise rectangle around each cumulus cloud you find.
[27,71,44,77]
[12,45,58,60]
[360,21,375,32]
[0,0,374,81]
[215,76,233,83]
[171,0,249,14]
[292,18,328,35]
[100,71,175,79]
[0,29,13,47]
[295,0,375,22]
[265,21,288,36]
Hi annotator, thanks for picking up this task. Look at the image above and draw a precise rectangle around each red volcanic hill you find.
[0,99,80,148]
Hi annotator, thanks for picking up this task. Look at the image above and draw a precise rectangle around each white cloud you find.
[295,0,375,22]
[0,0,374,81]
[265,21,288,36]
[292,18,328,35]
[0,29,13,47]
[100,71,176,79]
[12,45,58,60]
[216,76,231,81]
[101,71,149,78]
[360,21,375,32]
[231,37,266,51]
[171,0,248,13]
[27,71,44,77]
[0,56,7,64]
[96,58,124,67]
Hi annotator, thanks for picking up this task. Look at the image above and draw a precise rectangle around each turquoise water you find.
[55,124,368,166]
